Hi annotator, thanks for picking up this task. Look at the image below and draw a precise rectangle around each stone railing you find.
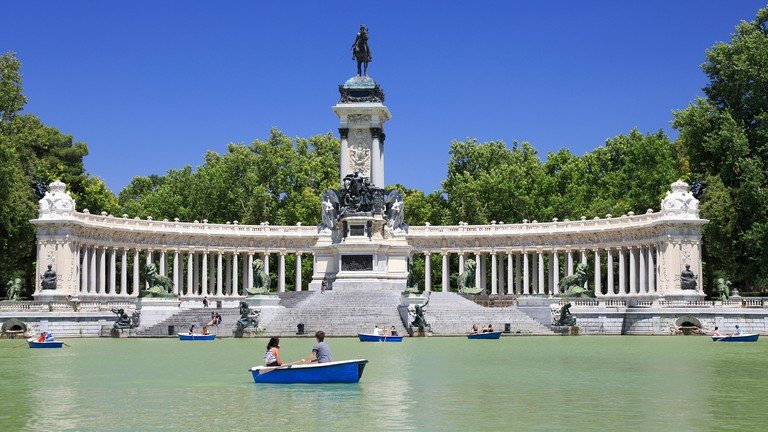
[0,300,134,312]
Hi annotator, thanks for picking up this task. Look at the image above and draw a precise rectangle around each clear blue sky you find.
[3,1,764,193]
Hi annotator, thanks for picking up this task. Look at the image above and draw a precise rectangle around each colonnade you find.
[416,245,659,296]
[73,245,307,297]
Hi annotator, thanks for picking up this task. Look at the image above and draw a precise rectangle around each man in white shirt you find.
[372,325,382,336]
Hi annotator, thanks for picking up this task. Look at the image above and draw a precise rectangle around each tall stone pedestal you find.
[310,215,410,291]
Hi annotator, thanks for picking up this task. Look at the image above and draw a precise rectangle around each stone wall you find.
[572,307,768,335]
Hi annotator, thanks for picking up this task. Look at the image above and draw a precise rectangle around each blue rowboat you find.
[712,333,759,342]
[250,359,368,384]
[177,333,216,341]
[357,333,403,342]
[467,331,502,340]
[28,340,64,348]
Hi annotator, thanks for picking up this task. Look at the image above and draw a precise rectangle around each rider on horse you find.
[352,25,372,76]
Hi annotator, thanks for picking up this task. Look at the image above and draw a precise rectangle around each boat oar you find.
[62,342,71,347]
[251,360,305,375]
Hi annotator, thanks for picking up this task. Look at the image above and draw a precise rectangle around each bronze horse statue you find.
[352,25,372,76]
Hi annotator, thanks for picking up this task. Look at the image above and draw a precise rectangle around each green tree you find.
[673,6,768,290]
[0,52,117,296]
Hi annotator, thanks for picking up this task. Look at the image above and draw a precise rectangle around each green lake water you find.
[1,336,767,431]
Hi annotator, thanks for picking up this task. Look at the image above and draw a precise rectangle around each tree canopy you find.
[673,5,768,290]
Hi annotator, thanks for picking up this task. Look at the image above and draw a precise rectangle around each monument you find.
[310,26,411,291]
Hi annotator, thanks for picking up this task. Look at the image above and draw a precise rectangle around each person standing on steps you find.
[304,331,332,364]
[203,296,209,308]
[321,279,327,294]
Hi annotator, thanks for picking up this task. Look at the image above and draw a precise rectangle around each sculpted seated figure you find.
[40,265,57,290]
[680,265,698,290]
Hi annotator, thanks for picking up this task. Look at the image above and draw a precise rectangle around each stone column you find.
[133,249,140,297]
[278,252,286,293]
[109,248,117,295]
[120,249,128,296]
[618,248,626,295]
[594,249,602,296]
[339,128,349,184]
[225,254,232,295]
[459,253,465,275]
[424,252,431,292]
[193,253,200,295]
[296,252,303,291]
[547,252,554,294]
[639,246,646,294]
[186,252,193,297]
[498,255,505,294]
[370,128,384,187]
[145,250,152,289]
[264,252,270,277]
[490,253,498,295]
[232,252,239,296]
[523,252,530,295]
[553,251,560,295]
[441,253,449,292]
[89,247,97,293]
[580,249,588,289]
[515,253,521,294]
[159,250,167,276]
[98,247,106,294]
[201,252,208,296]
[247,253,254,290]
[208,253,215,296]
[169,251,177,295]
[647,246,655,293]
[629,247,637,294]
[507,253,514,295]
[81,246,89,293]
[567,251,574,275]
[216,252,223,296]
[606,248,614,295]
[537,252,544,295]
[475,252,482,290]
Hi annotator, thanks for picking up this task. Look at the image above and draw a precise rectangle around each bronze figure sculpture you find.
[352,25,372,76]
[40,265,57,290]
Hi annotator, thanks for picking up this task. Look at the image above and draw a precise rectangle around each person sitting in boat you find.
[37,332,47,342]
[470,325,479,334]
[188,325,196,335]
[712,326,722,337]
[304,331,332,364]
[264,337,283,367]
[207,312,216,327]
[733,325,743,336]
[487,324,494,333]
[202,326,210,335]
[372,325,382,336]
[45,332,55,341]
[390,326,398,336]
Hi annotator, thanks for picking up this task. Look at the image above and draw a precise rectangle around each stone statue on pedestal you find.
[111,308,139,330]
[558,263,593,298]
[458,259,483,295]
[140,263,174,298]
[402,259,420,294]
[352,25,372,76]
[715,278,731,301]
[5,278,23,300]
[385,190,407,232]
[551,303,577,326]
[409,294,431,335]
[320,190,340,232]
[680,264,697,290]
[247,259,271,296]
[234,301,260,337]
[40,265,57,290]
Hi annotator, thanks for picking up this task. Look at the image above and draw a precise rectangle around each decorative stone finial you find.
[661,180,700,218]
[38,180,76,219]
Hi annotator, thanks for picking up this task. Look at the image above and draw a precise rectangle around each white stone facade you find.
[31,180,707,303]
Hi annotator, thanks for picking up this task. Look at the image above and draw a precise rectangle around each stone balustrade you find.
[30,180,709,304]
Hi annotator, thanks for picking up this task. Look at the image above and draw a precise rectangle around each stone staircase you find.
[135,308,240,337]
[261,290,406,337]
[424,292,554,335]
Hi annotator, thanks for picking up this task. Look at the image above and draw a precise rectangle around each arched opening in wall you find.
[1,318,29,339]
[674,315,703,335]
